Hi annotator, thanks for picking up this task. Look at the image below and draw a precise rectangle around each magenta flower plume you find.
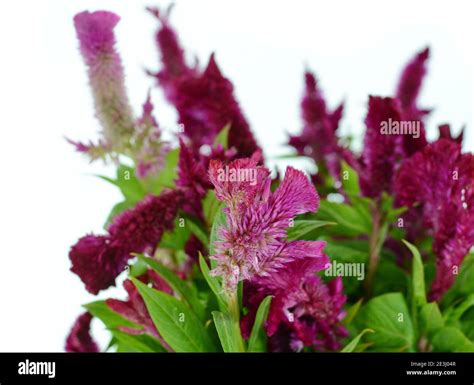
[360,96,404,198]
[289,71,356,187]
[242,259,347,351]
[73,11,134,154]
[208,157,328,290]
[395,139,474,300]
[65,312,99,352]
[150,9,261,157]
[395,47,430,155]
[69,190,183,294]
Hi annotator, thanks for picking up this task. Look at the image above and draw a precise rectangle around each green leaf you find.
[160,217,191,250]
[360,293,415,351]
[203,191,222,227]
[112,330,167,352]
[83,301,141,331]
[199,253,228,312]
[317,201,372,236]
[446,294,474,324]
[132,278,216,352]
[286,219,336,241]
[419,302,444,339]
[443,253,474,305]
[213,123,231,149]
[341,329,374,352]
[212,311,244,352]
[136,255,206,321]
[247,296,272,352]
[340,161,360,196]
[144,148,179,195]
[431,327,474,352]
[116,165,145,202]
[343,299,363,326]
[209,208,227,258]
[403,240,427,308]
[184,216,209,246]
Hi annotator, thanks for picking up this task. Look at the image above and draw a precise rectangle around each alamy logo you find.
[380,118,420,138]
[18,359,56,379]
[325,260,365,281]
[217,166,257,186]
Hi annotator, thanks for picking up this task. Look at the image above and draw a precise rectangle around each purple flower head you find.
[70,190,183,294]
[65,312,99,352]
[360,96,404,198]
[395,139,474,300]
[242,259,347,351]
[208,157,327,290]
[288,71,357,188]
[150,10,261,157]
[73,11,134,152]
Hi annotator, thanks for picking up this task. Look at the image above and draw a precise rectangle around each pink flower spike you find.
[74,11,134,151]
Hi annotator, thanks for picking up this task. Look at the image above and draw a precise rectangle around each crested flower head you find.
[70,190,183,294]
[73,11,134,152]
[65,312,99,353]
[208,157,328,290]
[150,10,261,157]
[395,139,474,300]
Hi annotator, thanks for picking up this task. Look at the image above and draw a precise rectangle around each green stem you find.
[364,203,387,299]
[227,289,246,352]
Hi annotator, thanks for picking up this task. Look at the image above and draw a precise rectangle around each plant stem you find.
[228,289,246,352]
[364,203,385,299]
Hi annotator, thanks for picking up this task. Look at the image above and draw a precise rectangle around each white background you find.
[0,0,472,351]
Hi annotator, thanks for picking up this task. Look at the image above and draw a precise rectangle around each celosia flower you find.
[208,157,328,290]
[395,139,474,300]
[106,270,173,351]
[360,96,404,198]
[395,47,430,155]
[242,258,347,351]
[150,8,261,157]
[133,93,170,178]
[70,190,183,294]
[65,312,99,352]
[288,71,357,188]
[73,11,134,153]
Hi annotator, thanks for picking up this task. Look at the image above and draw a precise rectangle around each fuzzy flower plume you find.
[245,269,347,351]
[395,139,474,300]
[208,157,328,290]
[69,190,183,294]
[65,312,99,352]
[149,8,261,157]
[395,47,430,155]
[288,71,356,188]
[360,96,404,198]
[72,11,134,154]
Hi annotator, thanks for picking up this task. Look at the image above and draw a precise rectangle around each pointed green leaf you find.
[132,278,216,352]
[247,296,272,352]
[403,240,427,308]
[341,329,374,352]
[199,253,228,312]
[286,219,336,241]
[212,311,244,352]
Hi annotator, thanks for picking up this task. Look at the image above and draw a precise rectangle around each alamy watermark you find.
[217,166,257,186]
[380,118,420,138]
[325,260,365,281]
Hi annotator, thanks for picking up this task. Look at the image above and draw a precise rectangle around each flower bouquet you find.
[65,7,474,353]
